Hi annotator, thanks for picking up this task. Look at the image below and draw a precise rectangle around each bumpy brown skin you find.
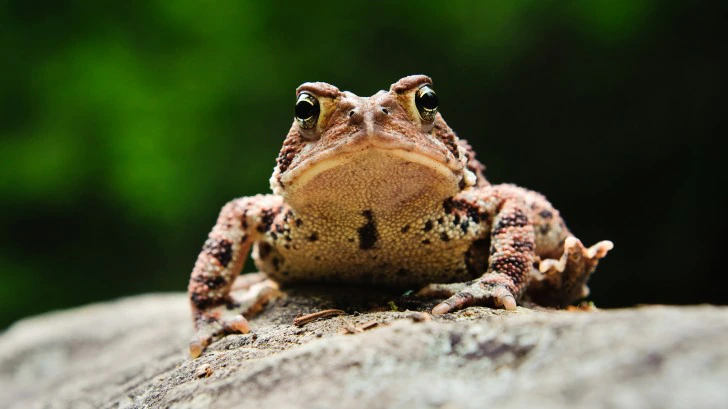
[187,75,613,357]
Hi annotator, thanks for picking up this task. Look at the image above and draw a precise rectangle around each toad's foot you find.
[418,276,518,315]
[527,237,613,307]
[189,273,281,358]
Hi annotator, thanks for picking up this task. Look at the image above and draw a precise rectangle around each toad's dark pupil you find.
[295,94,319,120]
[416,87,438,110]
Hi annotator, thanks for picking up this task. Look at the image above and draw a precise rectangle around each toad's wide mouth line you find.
[281,147,460,189]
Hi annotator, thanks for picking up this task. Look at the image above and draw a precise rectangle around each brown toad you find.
[187,75,613,357]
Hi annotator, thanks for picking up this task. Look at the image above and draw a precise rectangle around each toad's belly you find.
[252,205,489,287]
[264,243,480,287]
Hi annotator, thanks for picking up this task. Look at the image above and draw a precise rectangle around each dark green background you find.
[1,1,725,329]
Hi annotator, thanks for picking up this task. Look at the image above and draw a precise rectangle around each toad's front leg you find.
[187,194,284,358]
[421,186,536,314]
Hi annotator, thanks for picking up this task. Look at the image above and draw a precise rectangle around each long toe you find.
[430,281,517,315]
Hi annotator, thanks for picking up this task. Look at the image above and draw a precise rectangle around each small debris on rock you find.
[195,364,213,378]
[567,301,597,312]
[341,320,379,334]
[408,311,432,322]
[293,309,345,327]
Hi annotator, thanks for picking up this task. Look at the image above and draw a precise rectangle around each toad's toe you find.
[429,280,518,315]
[188,275,281,358]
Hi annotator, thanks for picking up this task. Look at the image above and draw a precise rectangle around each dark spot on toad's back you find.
[203,238,233,267]
[258,209,275,233]
[443,197,454,214]
[308,232,319,242]
[193,275,227,290]
[258,242,272,259]
[423,220,433,232]
[191,293,215,310]
[512,239,535,252]
[460,220,469,233]
[358,210,378,250]
[493,209,528,235]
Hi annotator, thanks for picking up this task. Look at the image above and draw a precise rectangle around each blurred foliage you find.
[1,1,725,329]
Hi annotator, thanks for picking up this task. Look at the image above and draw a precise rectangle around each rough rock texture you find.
[1,286,726,409]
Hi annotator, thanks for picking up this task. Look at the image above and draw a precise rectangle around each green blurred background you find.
[1,1,725,329]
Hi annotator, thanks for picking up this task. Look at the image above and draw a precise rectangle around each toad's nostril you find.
[348,109,364,125]
[381,108,389,115]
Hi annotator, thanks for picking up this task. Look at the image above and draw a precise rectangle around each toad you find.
[187,75,613,357]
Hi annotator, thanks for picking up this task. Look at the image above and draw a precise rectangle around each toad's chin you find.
[277,147,470,214]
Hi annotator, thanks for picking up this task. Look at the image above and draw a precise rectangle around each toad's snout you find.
[347,99,407,145]
[346,100,395,135]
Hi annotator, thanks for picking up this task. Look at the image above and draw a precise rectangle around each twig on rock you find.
[293,309,346,327]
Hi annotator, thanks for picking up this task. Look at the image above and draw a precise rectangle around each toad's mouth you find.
[278,146,469,212]
[284,147,458,189]
[279,128,470,188]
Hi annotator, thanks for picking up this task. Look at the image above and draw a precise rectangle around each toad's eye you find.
[295,92,320,129]
[415,85,438,122]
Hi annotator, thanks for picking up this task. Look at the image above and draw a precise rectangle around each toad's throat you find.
[282,148,462,213]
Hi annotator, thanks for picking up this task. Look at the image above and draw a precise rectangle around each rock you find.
[1,287,726,409]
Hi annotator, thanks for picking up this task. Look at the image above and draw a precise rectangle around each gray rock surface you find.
[1,288,726,409]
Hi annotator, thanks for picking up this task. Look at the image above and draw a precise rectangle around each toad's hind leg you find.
[527,237,613,307]
[519,187,613,307]
[420,184,612,313]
